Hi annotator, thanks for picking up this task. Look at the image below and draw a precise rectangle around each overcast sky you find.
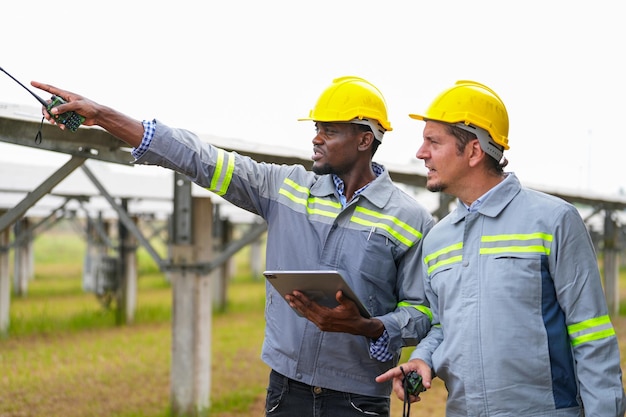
[2,0,624,196]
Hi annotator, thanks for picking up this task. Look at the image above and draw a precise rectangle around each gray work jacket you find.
[136,122,435,396]
[411,173,626,416]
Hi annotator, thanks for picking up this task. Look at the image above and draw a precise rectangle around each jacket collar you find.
[450,173,521,224]
[309,164,394,209]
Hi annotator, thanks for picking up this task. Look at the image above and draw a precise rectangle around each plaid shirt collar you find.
[333,162,383,207]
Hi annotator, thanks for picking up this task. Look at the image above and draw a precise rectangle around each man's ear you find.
[358,131,375,152]
[467,139,486,167]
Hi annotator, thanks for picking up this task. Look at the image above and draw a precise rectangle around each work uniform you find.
[411,173,626,416]
[135,121,435,397]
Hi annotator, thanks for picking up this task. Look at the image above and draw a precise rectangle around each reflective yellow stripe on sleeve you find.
[568,315,616,346]
[397,301,433,323]
[207,148,236,196]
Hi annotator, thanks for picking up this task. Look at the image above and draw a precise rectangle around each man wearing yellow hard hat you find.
[32,76,435,416]
[377,80,626,416]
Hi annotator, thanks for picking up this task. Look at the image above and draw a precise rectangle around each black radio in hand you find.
[0,66,85,132]
[404,370,425,396]
[400,366,425,396]
[45,95,85,131]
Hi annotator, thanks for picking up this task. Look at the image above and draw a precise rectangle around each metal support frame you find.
[81,163,165,269]
[172,173,193,246]
[7,198,71,249]
[0,155,86,232]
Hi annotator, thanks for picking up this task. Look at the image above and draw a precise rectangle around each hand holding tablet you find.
[263,270,371,318]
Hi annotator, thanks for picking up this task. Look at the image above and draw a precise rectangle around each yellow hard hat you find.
[299,76,393,134]
[409,80,509,150]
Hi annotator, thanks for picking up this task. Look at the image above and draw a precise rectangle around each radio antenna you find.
[0,65,85,133]
[0,66,49,107]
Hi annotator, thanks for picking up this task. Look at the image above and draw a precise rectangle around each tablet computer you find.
[263,270,371,318]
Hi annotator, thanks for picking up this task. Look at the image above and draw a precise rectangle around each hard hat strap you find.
[456,123,503,162]
[351,118,385,142]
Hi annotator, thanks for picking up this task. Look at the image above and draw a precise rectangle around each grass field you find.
[0,226,624,417]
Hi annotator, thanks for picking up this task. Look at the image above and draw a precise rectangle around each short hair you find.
[352,123,380,156]
[445,123,508,173]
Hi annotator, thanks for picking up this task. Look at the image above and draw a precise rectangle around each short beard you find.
[312,163,335,176]
[426,183,445,193]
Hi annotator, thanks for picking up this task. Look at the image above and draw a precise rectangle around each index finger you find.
[375,366,403,383]
[30,81,70,101]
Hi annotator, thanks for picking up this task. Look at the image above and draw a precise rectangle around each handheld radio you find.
[402,369,425,396]
[399,366,425,417]
[0,66,85,131]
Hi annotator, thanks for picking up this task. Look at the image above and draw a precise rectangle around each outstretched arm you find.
[30,81,144,148]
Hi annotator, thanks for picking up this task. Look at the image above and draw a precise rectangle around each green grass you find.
[1,224,624,417]
[8,267,172,337]
[1,223,270,417]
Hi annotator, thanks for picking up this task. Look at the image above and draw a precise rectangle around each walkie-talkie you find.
[400,366,425,396]
[0,66,85,131]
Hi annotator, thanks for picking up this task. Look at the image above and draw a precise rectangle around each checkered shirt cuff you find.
[369,329,393,362]
[131,119,156,159]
